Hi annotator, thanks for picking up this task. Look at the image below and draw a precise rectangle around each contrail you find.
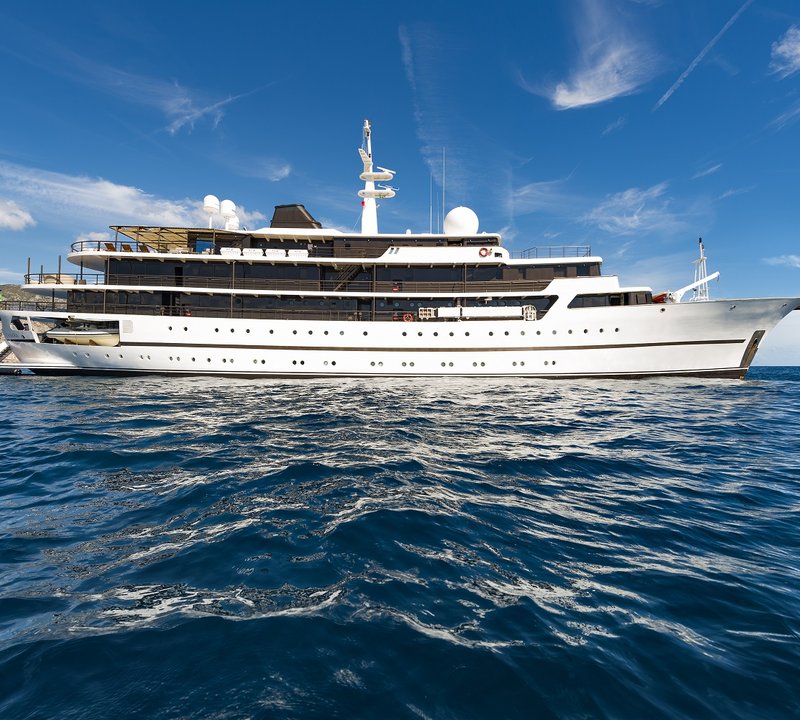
[654,0,754,110]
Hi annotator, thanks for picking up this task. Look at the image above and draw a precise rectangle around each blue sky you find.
[1,0,799,361]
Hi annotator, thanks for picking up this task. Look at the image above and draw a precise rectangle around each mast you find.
[358,119,396,235]
[693,237,710,301]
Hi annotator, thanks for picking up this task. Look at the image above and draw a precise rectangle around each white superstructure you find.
[1,121,797,379]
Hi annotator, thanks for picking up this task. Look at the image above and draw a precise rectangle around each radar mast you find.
[358,120,396,234]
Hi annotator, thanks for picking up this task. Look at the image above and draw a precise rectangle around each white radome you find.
[220,199,236,219]
[444,206,479,235]
[203,194,220,214]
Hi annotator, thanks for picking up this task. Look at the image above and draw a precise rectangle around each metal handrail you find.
[516,245,592,259]
[25,272,553,295]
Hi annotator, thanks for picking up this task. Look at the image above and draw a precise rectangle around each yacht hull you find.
[2,297,795,379]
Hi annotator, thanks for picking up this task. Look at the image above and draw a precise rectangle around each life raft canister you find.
[402,313,414,322]
[479,247,490,257]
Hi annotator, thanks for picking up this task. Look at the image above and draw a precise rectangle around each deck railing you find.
[515,245,592,259]
[24,272,552,295]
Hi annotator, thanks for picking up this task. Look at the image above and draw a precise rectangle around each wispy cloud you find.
[0,198,35,230]
[398,23,514,212]
[654,0,754,110]
[718,186,754,200]
[0,268,24,283]
[1,17,259,134]
[583,182,685,235]
[519,0,657,109]
[234,158,292,182]
[769,100,800,131]
[511,179,577,216]
[693,162,722,179]
[764,254,800,268]
[0,160,263,228]
[770,26,800,79]
[602,116,628,136]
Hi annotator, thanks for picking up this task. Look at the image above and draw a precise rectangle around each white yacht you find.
[1,121,797,378]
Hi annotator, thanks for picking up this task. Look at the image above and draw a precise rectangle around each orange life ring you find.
[402,313,414,322]
[479,247,490,257]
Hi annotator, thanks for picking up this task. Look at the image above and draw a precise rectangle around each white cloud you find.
[692,163,722,179]
[0,160,266,229]
[0,198,35,230]
[240,159,292,182]
[770,26,800,79]
[521,0,657,110]
[764,255,800,268]
[654,0,753,110]
[76,231,112,244]
[584,182,684,235]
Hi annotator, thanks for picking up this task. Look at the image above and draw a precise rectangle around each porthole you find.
[139,355,144,360]
[545,360,549,366]
[378,361,383,367]
[433,332,438,337]
[73,352,78,357]
[324,330,329,335]
[615,328,619,333]
[269,329,274,334]
[363,331,368,336]
[253,359,258,364]
[105,353,110,358]
[293,330,298,335]
[332,361,337,366]
[449,332,454,337]
[324,361,329,366]
[521,331,525,336]
[512,361,517,366]
[552,330,557,335]
[520,361,525,366]
[308,330,313,335]
[536,331,541,336]
[448,362,453,367]
[147,355,151,360]
[339,331,344,336]
[246,329,250,334]
[504,331,509,336]
[192,357,196,362]
[583,329,588,334]
[418,331,423,337]
[207,358,211,362]
[223,358,227,363]
[489,331,494,337]
[568,330,573,334]
[215,328,219,333]
[599,328,604,333]
[168,326,172,331]
[292,360,297,365]
[465,332,470,337]
[85,353,89,358]
[480,362,485,367]
[660,308,666,313]
[261,359,265,364]
[553,360,557,366]
[409,362,415,367]
[176,356,180,361]
[300,360,304,365]
[370,361,376,367]
[441,362,446,367]
[402,331,408,337]
[473,362,477,367]
[402,362,407,367]
[184,327,188,332]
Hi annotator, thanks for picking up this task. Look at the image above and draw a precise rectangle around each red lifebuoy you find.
[479,247,490,257]
[402,313,414,322]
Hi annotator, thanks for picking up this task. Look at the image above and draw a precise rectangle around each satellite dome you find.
[203,194,220,214]
[443,206,479,235]
[220,199,236,219]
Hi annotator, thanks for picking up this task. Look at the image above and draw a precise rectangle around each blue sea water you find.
[1,368,799,719]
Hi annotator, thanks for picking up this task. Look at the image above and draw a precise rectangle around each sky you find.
[0,0,799,363]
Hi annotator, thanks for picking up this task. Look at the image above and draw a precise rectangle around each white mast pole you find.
[360,120,378,235]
